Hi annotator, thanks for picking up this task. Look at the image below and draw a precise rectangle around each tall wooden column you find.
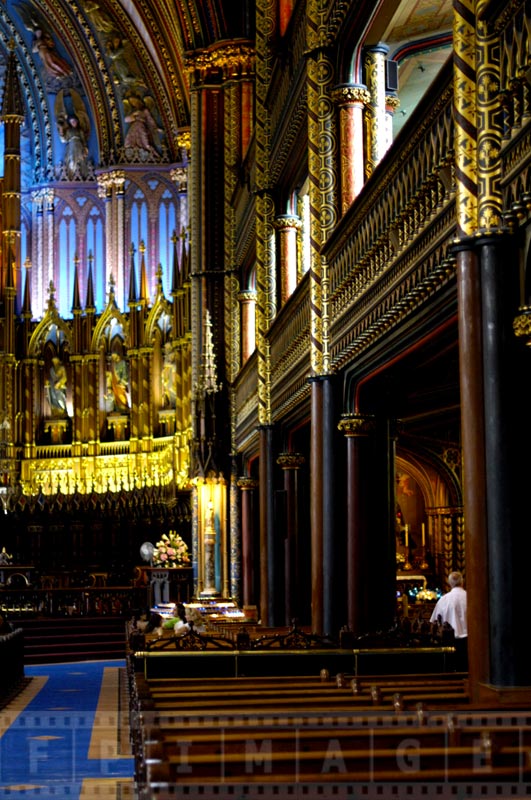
[259,425,275,624]
[452,0,488,700]
[1,46,23,306]
[322,374,339,636]
[338,412,396,635]
[277,453,305,624]
[479,237,522,686]
[306,0,339,634]
[338,414,374,634]
[309,376,323,633]
[237,477,258,608]
[455,244,489,696]
[255,0,277,624]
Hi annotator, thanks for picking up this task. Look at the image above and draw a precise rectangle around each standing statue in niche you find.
[103,370,114,413]
[55,90,91,180]
[161,344,177,408]
[47,356,68,417]
[110,353,129,412]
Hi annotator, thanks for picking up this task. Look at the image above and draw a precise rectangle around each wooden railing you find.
[324,58,457,373]
[238,60,459,425]
[0,626,25,704]
[0,585,148,618]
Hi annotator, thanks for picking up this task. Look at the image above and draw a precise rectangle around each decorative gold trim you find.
[331,85,371,107]
[337,413,376,437]
[513,306,531,344]
[385,95,401,112]
[274,215,303,231]
[277,453,305,469]
[185,42,255,82]
[237,477,259,490]
[453,0,478,236]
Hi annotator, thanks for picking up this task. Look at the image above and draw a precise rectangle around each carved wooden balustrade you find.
[325,58,457,374]
[238,58,458,434]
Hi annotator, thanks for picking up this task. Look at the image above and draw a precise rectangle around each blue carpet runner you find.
[0,660,133,799]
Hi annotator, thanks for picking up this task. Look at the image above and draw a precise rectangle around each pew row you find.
[129,669,531,797]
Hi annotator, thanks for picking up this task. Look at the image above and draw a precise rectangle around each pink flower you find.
[153,531,190,566]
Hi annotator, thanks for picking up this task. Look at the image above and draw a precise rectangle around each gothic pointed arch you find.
[90,280,130,353]
[28,282,72,356]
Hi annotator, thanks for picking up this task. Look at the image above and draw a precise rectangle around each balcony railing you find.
[324,58,457,372]
[245,59,458,426]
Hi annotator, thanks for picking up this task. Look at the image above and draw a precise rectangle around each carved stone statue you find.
[55,90,91,180]
[47,356,68,416]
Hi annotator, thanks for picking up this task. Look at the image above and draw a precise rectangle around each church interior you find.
[0,0,531,720]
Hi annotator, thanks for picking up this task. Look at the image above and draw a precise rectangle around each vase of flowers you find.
[152,531,190,568]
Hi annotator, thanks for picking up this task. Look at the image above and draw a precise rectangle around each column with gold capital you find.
[238,289,257,363]
[332,85,370,214]
[363,45,390,179]
[274,215,302,305]
[452,0,486,700]
[277,453,305,624]
[338,413,375,635]
[237,477,259,608]
[306,0,339,635]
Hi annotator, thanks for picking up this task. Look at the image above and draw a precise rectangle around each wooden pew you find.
[143,736,530,784]
[135,670,468,696]
[131,670,531,797]
[138,723,531,795]
[132,671,470,717]
[144,719,531,760]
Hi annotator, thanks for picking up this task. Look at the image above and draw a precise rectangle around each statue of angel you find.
[85,2,116,34]
[55,89,90,179]
[15,3,72,81]
[123,92,162,157]
[106,32,140,88]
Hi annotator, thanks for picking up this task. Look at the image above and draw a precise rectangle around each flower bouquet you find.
[152,530,190,568]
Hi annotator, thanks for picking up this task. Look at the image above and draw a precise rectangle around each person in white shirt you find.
[430,571,468,670]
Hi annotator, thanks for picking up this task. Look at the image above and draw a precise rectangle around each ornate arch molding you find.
[173,0,233,51]
[91,294,130,353]
[396,445,462,512]
[334,1,381,84]
[55,0,119,163]
[131,0,190,129]
[0,16,47,179]
[6,1,116,171]
[28,288,73,357]
[7,0,188,172]
[396,444,464,582]
[89,0,189,156]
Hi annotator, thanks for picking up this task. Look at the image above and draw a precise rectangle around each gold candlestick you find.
[403,524,412,570]
[419,522,429,570]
